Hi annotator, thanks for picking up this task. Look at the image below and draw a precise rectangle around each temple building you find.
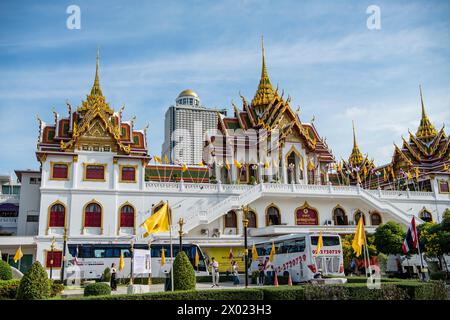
[0,44,448,278]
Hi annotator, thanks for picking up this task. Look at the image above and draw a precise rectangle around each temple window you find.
[266,205,281,226]
[84,202,102,228]
[133,135,139,145]
[50,162,69,180]
[120,165,136,182]
[419,208,433,222]
[333,207,348,225]
[46,251,62,268]
[354,210,366,225]
[120,205,135,228]
[438,180,449,193]
[370,212,382,226]
[247,210,257,228]
[103,146,110,152]
[84,164,106,181]
[48,203,65,228]
[224,210,237,228]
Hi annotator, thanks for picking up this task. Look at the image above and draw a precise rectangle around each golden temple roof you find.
[178,89,199,98]
[415,85,437,142]
[348,120,364,166]
[90,48,103,96]
[251,36,277,113]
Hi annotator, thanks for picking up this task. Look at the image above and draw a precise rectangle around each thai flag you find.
[73,246,80,265]
[402,217,418,254]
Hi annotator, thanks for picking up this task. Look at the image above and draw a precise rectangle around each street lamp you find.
[178,218,184,252]
[60,227,68,284]
[241,205,249,288]
[49,236,56,280]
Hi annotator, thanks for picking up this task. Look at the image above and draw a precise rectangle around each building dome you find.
[176,89,200,106]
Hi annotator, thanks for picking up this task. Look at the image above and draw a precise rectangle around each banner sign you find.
[133,249,151,274]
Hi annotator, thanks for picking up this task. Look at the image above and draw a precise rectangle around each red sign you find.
[296,207,318,225]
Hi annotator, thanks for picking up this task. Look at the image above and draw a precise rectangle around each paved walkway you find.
[62,282,257,298]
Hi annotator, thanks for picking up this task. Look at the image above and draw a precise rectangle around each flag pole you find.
[363,232,372,278]
[414,218,425,281]
[148,238,152,287]
[168,200,174,291]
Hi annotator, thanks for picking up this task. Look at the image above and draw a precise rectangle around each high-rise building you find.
[162,89,226,164]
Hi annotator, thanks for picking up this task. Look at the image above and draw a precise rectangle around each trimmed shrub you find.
[16,262,51,300]
[395,281,447,300]
[102,267,111,283]
[50,281,65,297]
[77,288,263,300]
[173,252,195,291]
[345,283,408,300]
[0,260,12,280]
[260,286,305,300]
[430,271,447,281]
[84,282,111,297]
[303,285,349,300]
[0,279,20,300]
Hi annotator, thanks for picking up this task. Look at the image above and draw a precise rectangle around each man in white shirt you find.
[209,257,220,287]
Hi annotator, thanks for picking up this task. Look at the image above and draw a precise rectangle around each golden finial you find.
[349,120,363,167]
[352,120,357,148]
[90,47,103,96]
[416,85,437,142]
[251,36,275,112]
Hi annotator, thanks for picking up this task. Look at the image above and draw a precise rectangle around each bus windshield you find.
[310,236,340,246]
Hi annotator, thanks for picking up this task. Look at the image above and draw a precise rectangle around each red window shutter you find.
[53,164,68,179]
[85,204,101,228]
[86,165,105,180]
[49,205,65,227]
[120,206,134,228]
[46,251,62,268]
[121,167,136,181]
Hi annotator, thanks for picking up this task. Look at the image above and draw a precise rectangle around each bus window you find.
[94,248,106,258]
[295,239,306,252]
[81,246,93,258]
[311,236,340,246]
[121,249,131,258]
[105,248,121,258]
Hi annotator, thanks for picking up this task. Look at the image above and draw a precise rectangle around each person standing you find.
[232,261,240,286]
[209,257,220,287]
[110,263,117,291]
[258,263,265,286]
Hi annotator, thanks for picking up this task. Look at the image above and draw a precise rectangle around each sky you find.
[0,0,449,176]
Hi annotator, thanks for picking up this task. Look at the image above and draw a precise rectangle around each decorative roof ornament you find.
[251,35,277,114]
[349,120,364,166]
[90,47,103,97]
[415,85,437,142]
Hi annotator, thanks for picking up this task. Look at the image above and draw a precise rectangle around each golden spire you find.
[349,120,363,166]
[251,35,276,113]
[90,47,103,96]
[415,85,437,142]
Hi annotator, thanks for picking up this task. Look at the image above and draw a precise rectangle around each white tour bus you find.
[65,242,209,282]
[249,233,345,283]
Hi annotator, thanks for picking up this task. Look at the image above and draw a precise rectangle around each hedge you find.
[75,288,264,300]
[0,260,12,280]
[0,279,20,300]
[84,282,111,297]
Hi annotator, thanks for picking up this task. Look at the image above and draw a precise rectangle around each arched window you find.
[247,210,257,228]
[266,205,281,226]
[49,203,65,227]
[84,202,102,228]
[419,208,433,223]
[333,206,348,225]
[224,210,237,228]
[354,210,366,225]
[371,212,382,226]
[120,205,135,228]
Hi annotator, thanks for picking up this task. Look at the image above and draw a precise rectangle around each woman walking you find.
[110,263,117,291]
[232,261,240,286]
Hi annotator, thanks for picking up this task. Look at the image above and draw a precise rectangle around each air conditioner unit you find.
[212,228,221,237]
[349,221,355,225]
[201,229,209,236]
[324,220,333,226]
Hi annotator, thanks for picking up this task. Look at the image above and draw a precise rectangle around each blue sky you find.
[1,0,449,176]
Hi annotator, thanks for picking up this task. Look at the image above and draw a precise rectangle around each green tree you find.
[0,260,13,280]
[16,261,51,300]
[373,222,405,255]
[172,251,196,291]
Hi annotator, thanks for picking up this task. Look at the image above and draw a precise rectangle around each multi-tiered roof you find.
[36,50,149,163]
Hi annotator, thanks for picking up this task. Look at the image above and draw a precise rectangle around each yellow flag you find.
[225,160,231,170]
[264,160,270,169]
[383,168,388,182]
[119,252,125,271]
[182,163,188,172]
[391,167,395,180]
[337,162,342,172]
[363,166,368,177]
[407,171,413,180]
[164,154,169,164]
[252,243,258,260]
[315,232,323,257]
[153,156,162,164]
[197,161,205,167]
[161,248,166,266]
[141,203,170,237]
[194,247,199,268]
[14,246,23,263]
[415,167,420,181]
[269,242,275,262]
[307,158,315,171]
[352,217,365,257]
[234,159,242,169]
